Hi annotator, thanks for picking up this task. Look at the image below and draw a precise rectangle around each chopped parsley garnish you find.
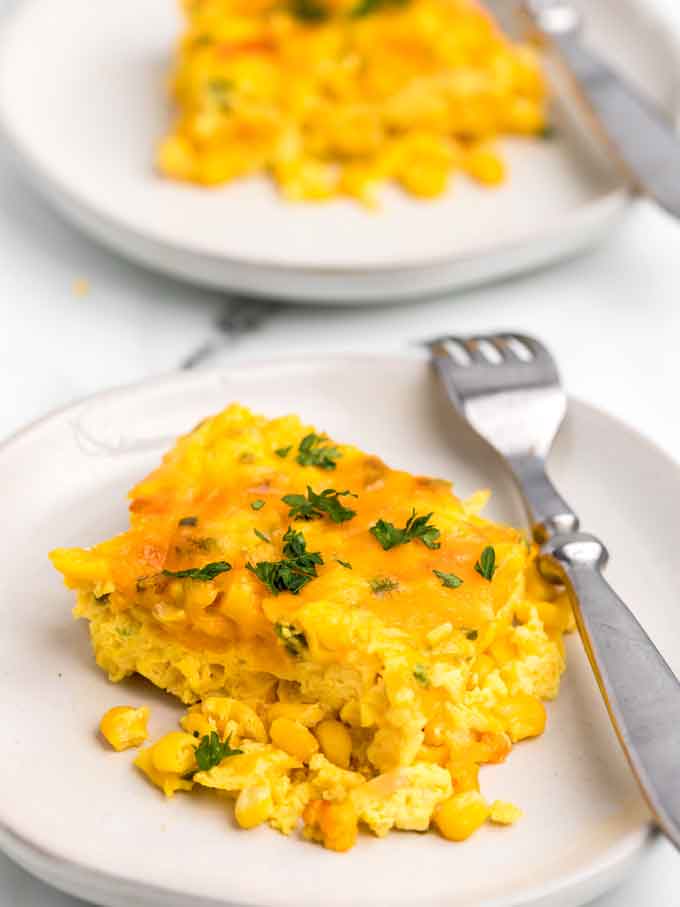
[370,510,441,551]
[413,664,430,686]
[246,527,323,595]
[194,732,242,773]
[251,499,266,511]
[161,561,232,582]
[290,0,328,20]
[178,516,198,527]
[282,526,316,560]
[369,576,399,595]
[433,569,463,589]
[290,0,408,20]
[351,0,409,16]
[296,433,341,470]
[336,559,352,569]
[474,546,496,582]
[466,629,479,641]
[274,622,309,657]
[94,592,111,604]
[188,537,216,552]
[282,486,357,523]
[275,446,292,458]
[206,77,233,110]
[540,124,556,140]
[254,529,271,543]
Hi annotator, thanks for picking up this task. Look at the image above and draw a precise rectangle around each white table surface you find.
[2,0,680,902]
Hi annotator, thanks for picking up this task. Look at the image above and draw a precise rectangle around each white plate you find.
[0,352,673,907]
[0,0,678,303]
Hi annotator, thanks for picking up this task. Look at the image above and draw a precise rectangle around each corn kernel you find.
[99,706,149,752]
[478,731,511,764]
[399,165,450,198]
[434,791,490,842]
[465,145,506,186]
[268,702,325,728]
[235,784,274,829]
[505,97,545,134]
[424,721,446,746]
[496,693,546,742]
[180,712,213,738]
[471,654,495,684]
[315,720,352,769]
[157,135,195,181]
[490,800,523,825]
[448,761,480,793]
[151,731,198,775]
[270,718,319,762]
[303,798,359,852]
[426,622,453,646]
[134,747,193,798]
[417,744,449,766]
[489,636,516,666]
[339,700,362,728]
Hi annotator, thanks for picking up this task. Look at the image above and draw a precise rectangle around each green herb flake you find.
[282,486,357,523]
[188,537,216,553]
[251,499,266,511]
[369,576,399,595]
[352,0,409,16]
[370,510,441,551]
[336,559,352,569]
[275,446,292,458]
[247,527,324,596]
[254,529,271,543]
[194,732,243,773]
[162,561,232,582]
[178,516,198,527]
[413,664,430,687]
[206,77,233,110]
[289,0,329,21]
[94,592,111,605]
[466,629,479,641]
[274,621,309,657]
[540,124,557,140]
[296,433,341,470]
[474,546,496,582]
[433,569,463,589]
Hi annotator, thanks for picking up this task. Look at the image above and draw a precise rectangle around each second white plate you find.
[0,0,679,303]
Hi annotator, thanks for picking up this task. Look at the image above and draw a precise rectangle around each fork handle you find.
[507,454,579,541]
[541,532,680,849]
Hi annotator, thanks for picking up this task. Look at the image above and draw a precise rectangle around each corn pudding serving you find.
[51,405,572,850]
[158,0,548,204]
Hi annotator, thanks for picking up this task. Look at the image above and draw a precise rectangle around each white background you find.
[1,0,680,902]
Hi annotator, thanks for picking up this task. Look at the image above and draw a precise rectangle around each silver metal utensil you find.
[430,332,680,850]
[502,0,680,219]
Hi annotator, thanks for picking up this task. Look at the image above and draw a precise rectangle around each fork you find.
[430,332,680,850]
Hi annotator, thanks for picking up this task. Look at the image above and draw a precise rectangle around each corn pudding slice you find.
[51,405,573,849]
[158,0,548,204]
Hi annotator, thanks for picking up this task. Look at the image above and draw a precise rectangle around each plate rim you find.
[0,351,665,907]
[0,0,679,290]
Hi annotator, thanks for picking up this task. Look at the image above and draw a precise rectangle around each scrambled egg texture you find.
[158,0,548,204]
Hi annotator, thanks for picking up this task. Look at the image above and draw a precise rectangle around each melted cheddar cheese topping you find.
[51,404,573,849]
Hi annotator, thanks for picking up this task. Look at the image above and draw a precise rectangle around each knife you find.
[519,0,680,219]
